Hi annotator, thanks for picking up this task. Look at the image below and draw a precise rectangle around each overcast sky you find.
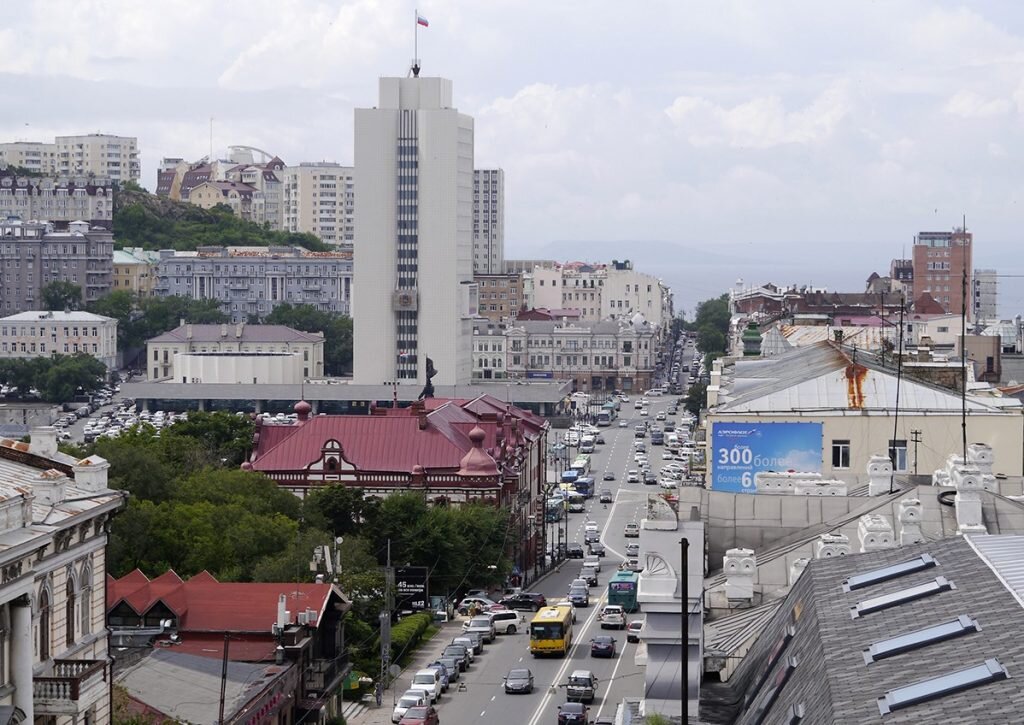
[5,1,1024,315]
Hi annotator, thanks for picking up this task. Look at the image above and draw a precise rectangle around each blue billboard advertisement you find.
[711,422,823,494]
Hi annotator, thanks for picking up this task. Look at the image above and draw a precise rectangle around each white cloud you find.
[944,90,1012,118]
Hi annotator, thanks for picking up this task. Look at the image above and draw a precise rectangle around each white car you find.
[618,420,628,428]
[640,408,649,417]
[409,669,442,704]
[659,479,678,489]
[585,520,599,534]
[392,691,427,723]
[625,542,640,556]
[599,605,626,629]
[627,470,640,483]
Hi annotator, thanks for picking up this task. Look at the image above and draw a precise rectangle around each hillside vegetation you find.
[112,187,330,252]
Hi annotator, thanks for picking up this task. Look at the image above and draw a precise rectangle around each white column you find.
[11,600,33,723]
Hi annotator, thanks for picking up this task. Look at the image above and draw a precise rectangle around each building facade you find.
[154,246,352,323]
[283,163,356,246]
[0,310,118,369]
[0,430,124,725]
[0,220,114,314]
[112,248,160,297]
[1,133,139,182]
[473,168,504,274]
[0,170,114,228]
[146,323,325,381]
[473,272,523,323]
[472,321,508,380]
[504,319,658,392]
[187,180,264,224]
[973,268,998,322]
[912,228,973,319]
[353,75,476,387]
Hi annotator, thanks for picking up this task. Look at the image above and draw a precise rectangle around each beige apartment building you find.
[2,135,140,182]
[0,141,59,173]
[0,310,119,369]
[112,248,160,297]
[473,272,523,323]
[283,162,355,246]
[0,169,114,227]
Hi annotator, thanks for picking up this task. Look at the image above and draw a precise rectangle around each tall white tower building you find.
[473,168,505,274]
[353,76,476,387]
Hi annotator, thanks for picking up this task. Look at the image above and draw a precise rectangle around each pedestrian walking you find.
[375,681,383,707]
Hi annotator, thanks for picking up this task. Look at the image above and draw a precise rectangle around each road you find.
[388,388,688,725]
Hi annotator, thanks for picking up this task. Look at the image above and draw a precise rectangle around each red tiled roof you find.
[107,570,337,634]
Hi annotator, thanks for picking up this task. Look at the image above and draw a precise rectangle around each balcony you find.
[34,660,107,716]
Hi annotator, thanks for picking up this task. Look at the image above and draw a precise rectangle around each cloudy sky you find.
[5,0,1024,314]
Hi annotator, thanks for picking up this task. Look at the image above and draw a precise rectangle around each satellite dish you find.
[336,536,344,545]
[389,664,401,678]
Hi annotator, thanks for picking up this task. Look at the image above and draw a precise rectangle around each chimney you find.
[30,426,58,459]
[866,454,893,496]
[898,498,924,545]
[814,532,850,558]
[235,321,245,338]
[33,469,66,505]
[418,408,428,430]
[723,548,755,600]
[185,324,193,340]
[953,464,986,534]
[220,323,228,338]
[71,455,111,493]
[179,317,186,328]
[788,557,809,586]
[857,514,895,552]
[277,593,288,628]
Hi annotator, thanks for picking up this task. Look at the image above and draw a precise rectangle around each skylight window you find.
[877,658,1008,715]
[843,554,937,592]
[863,615,980,664]
[786,703,805,724]
[851,577,954,619]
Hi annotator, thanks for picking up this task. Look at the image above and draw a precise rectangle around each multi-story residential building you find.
[473,168,504,273]
[0,430,124,724]
[0,141,58,173]
[283,162,356,246]
[154,245,352,323]
[54,134,139,182]
[505,318,658,392]
[0,169,114,228]
[0,219,114,314]
[112,247,160,296]
[146,322,325,381]
[472,321,508,379]
[474,272,523,323]
[353,74,476,387]
[1,133,139,182]
[974,268,998,321]
[0,310,118,369]
[155,158,212,200]
[912,227,973,319]
[187,180,265,224]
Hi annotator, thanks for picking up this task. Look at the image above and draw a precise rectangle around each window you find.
[38,587,50,660]
[888,439,908,472]
[863,615,979,664]
[65,575,76,646]
[843,554,936,591]
[850,577,954,618]
[877,658,1007,715]
[831,440,850,469]
[80,566,92,637]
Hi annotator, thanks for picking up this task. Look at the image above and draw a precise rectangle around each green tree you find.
[263,303,353,375]
[303,485,377,537]
[158,411,254,468]
[41,280,83,311]
[697,325,726,356]
[87,290,138,348]
[684,382,706,417]
[92,426,175,502]
[38,354,108,402]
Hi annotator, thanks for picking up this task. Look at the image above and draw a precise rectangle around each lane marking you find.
[593,630,629,722]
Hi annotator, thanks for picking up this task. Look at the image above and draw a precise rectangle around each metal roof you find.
[146,324,323,344]
[0,310,114,323]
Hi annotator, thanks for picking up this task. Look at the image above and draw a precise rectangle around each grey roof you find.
[715,341,1012,415]
[704,598,785,656]
[510,319,632,335]
[147,324,323,345]
[701,535,1024,724]
[115,649,289,723]
[0,310,114,323]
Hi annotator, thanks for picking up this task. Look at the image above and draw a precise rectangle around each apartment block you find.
[112,248,160,297]
[1,133,138,181]
[0,219,114,313]
[912,227,973,318]
[473,168,504,273]
[0,310,118,368]
[472,321,508,379]
[0,169,114,228]
[283,162,355,246]
[973,268,998,321]
[473,272,523,323]
[0,141,58,173]
[154,246,353,323]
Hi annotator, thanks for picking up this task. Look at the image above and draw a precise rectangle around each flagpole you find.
[414,8,419,76]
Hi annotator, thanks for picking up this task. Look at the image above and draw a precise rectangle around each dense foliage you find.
[261,303,353,375]
[0,354,107,401]
[113,188,330,252]
[87,291,228,355]
[41,280,83,311]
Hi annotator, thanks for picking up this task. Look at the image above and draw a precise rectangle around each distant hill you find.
[112,187,329,252]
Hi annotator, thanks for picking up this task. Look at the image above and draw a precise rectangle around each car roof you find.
[570,669,594,678]
[508,668,531,676]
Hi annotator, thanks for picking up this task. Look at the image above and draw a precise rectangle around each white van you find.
[410,668,442,704]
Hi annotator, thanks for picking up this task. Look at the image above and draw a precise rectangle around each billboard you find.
[395,566,429,611]
[711,422,823,494]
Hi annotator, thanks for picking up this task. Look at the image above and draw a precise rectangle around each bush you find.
[389,612,434,662]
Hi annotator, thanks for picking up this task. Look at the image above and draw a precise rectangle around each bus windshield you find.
[531,622,565,640]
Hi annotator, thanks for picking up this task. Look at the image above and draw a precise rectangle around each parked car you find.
[500,591,547,611]
[503,668,535,694]
[590,635,617,657]
[558,702,591,724]
[452,635,479,657]
[435,657,461,681]
[442,644,469,670]
[398,705,440,725]
[627,620,643,643]
[491,609,522,634]
[409,668,442,704]
[424,662,449,692]
[392,691,427,723]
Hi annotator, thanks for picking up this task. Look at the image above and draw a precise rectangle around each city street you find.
[360,382,688,725]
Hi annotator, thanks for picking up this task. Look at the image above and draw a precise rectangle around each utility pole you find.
[681,537,689,722]
[380,538,394,696]
[218,634,229,724]
[910,430,922,475]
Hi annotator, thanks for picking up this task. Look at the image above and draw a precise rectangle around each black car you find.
[584,530,600,544]
[500,592,547,611]
[588,542,606,557]
[558,702,590,724]
[566,543,585,559]
[602,471,615,481]
[643,472,657,485]
[595,434,605,444]
[590,635,617,658]
[503,668,534,694]
[599,490,613,503]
